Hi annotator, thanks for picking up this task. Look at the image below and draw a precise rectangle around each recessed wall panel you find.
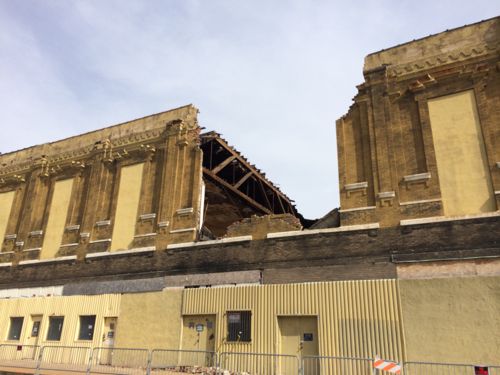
[0,190,15,244]
[111,163,144,251]
[41,178,74,259]
[428,90,495,216]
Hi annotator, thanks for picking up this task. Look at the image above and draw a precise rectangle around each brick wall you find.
[0,214,498,288]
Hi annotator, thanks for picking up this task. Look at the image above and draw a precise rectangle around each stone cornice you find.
[387,43,498,78]
[0,120,199,182]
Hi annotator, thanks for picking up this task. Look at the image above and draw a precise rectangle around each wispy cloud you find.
[0,0,497,217]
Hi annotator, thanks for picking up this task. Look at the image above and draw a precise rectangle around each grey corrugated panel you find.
[164,270,261,287]
[62,277,166,296]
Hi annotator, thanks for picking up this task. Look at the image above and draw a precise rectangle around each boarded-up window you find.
[0,191,15,244]
[111,163,144,251]
[428,90,495,216]
[41,178,74,259]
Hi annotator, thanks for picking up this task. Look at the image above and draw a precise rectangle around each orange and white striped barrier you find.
[373,356,402,374]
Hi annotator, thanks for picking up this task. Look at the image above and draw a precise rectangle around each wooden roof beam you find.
[211,155,236,175]
[257,178,273,211]
[233,171,253,189]
[276,193,286,213]
[210,137,291,203]
[203,167,272,214]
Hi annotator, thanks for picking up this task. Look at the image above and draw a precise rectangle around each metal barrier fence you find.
[0,345,499,375]
[35,345,92,374]
[302,355,377,375]
[404,362,500,375]
[0,344,40,370]
[89,347,150,374]
[150,349,217,374]
[218,351,300,375]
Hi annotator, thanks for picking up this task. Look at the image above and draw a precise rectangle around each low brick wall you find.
[0,215,498,288]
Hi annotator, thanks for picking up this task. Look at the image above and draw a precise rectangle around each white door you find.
[26,315,42,360]
[100,317,117,365]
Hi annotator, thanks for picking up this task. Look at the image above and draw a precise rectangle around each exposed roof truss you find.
[200,131,297,216]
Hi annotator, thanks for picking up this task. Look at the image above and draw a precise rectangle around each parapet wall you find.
[0,214,497,288]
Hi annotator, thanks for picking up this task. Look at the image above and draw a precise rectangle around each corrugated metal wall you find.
[183,280,404,361]
[0,294,121,348]
[0,280,404,362]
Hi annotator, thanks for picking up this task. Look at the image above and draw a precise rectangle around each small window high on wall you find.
[46,316,64,341]
[78,315,96,340]
[227,311,251,342]
[7,317,24,340]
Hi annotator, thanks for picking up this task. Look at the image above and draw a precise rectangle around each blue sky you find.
[0,1,498,219]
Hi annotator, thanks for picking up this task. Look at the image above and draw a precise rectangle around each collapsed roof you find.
[200,131,309,237]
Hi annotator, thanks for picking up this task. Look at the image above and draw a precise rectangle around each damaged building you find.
[0,16,498,374]
[0,105,302,261]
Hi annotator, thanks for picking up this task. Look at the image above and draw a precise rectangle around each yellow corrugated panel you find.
[0,294,121,349]
[183,280,404,361]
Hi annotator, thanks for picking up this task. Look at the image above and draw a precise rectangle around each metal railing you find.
[218,351,300,375]
[0,344,498,375]
[89,347,150,374]
[36,345,92,374]
[0,344,40,370]
[302,355,377,375]
[150,349,217,374]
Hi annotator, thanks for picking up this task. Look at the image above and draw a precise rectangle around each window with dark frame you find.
[7,317,24,340]
[78,315,96,340]
[46,316,64,341]
[227,311,251,342]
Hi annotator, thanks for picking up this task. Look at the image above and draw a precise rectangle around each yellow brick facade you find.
[0,105,204,264]
[337,17,499,227]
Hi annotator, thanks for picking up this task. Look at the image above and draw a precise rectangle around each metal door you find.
[181,315,216,352]
[26,315,42,359]
[100,317,117,365]
[279,316,319,375]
